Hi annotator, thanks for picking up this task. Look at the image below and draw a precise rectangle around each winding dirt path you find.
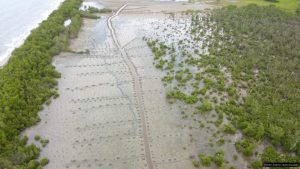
[107,4,154,169]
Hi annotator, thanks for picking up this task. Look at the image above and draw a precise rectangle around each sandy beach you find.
[0,0,65,67]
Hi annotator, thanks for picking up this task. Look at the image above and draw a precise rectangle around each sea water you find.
[0,0,64,66]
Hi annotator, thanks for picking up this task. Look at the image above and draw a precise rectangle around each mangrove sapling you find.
[214,119,223,127]
[213,96,218,103]
[233,154,238,160]
[34,135,41,141]
[198,153,212,167]
[191,82,200,89]
[194,72,202,81]
[162,75,174,84]
[40,158,50,166]
[198,99,212,113]
[213,150,225,167]
[217,138,225,145]
[235,139,256,157]
[41,139,50,147]
[223,124,236,134]
[192,159,199,168]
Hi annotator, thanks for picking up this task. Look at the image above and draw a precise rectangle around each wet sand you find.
[24,1,247,169]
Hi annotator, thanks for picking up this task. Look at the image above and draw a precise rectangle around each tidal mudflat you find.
[23,1,220,169]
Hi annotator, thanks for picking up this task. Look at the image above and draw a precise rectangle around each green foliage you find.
[192,159,199,168]
[297,5,300,15]
[70,14,82,38]
[238,0,299,12]
[198,153,212,167]
[233,154,238,160]
[226,86,236,97]
[216,80,225,91]
[27,160,40,169]
[80,6,111,19]
[251,160,262,169]
[34,135,41,141]
[198,99,212,112]
[194,72,202,81]
[88,7,112,13]
[235,139,256,156]
[166,89,198,104]
[0,0,82,168]
[175,71,183,81]
[222,124,236,134]
[265,0,278,2]
[146,40,167,62]
[261,146,299,168]
[268,125,284,145]
[217,138,225,145]
[99,8,112,13]
[175,69,193,84]
[206,4,300,157]
[213,150,225,167]
[40,139,49,147]
[40,158,49,166]
[80,11,100,19]
[162,75,174,84]
[147,4,299,167]
[203,78,213,89]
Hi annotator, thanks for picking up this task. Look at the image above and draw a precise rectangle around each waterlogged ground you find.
[143,13,249,169]
[24,1,249,169]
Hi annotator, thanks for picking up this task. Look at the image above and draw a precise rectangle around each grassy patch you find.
[239,0,298,12]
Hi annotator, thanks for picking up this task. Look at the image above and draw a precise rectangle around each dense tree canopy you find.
[207,4,300,165]
[147,4,300,168]
[0,0,82,168]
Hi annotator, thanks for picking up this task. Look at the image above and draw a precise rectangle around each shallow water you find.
[24,12,202,169]
[0,0,64,66]
[21,1,247,168]
[80,1,104,11]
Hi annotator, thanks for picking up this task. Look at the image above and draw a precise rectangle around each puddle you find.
[80,1,104,11]
[93,17,108,44]
[64,19,71,27]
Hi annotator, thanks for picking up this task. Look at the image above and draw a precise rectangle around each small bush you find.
[40,139,49,147]
[233,154,238,160]
[251,160,262,169]
[198,99,212,112]
[34,135,41,141]
[192,159,199,168]
[223,124,236,134]
[40,158,49,166]
[217,138,225,145]
[235,139,255,157]
[213,150,225,167]
[198,153,212,167]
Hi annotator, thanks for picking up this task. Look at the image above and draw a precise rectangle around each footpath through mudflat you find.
[24,1,213,169]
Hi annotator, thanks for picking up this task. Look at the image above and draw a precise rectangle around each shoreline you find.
[0,0,214,68]
[23,2,219,168]
[0,0,83,168]
[0,0,298,168]
[0,0,65,67]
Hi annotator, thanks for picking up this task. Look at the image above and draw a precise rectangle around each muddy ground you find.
[24,0,248,169]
